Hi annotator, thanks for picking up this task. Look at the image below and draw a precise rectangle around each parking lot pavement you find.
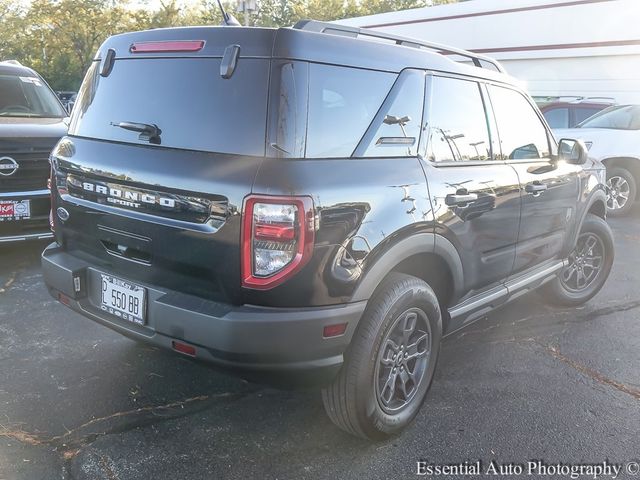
[1,207,639,480]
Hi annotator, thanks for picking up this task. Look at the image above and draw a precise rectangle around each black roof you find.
[96,22,513,84]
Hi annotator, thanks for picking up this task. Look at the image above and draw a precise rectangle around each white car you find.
[555,105,640,216]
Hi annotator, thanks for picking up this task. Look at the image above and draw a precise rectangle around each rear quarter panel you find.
[247,156,433,307]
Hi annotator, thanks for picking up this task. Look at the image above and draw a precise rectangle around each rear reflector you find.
[130,40,205,53]
[172,341,196,357]
[58,292,71,306]
[323,323,348,338]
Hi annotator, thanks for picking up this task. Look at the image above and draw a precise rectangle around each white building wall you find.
[340,0,640,103]
[505,55,640,103]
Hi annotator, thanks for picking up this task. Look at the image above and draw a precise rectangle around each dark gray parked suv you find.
[0,60,67,243]
[42,21,613,439]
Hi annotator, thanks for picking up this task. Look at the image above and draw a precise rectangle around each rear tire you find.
[606,166,636,217]
[541,214,614,307]
[321,273,442,440]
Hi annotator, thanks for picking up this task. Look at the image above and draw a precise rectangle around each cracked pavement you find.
[1,206,639,479]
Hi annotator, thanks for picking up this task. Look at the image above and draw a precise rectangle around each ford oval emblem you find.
[57,207,70,222]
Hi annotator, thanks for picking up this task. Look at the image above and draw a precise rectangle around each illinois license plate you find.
[0,200,30,221]
[100,274,146,325]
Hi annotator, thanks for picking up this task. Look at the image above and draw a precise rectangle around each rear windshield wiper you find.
[111,121,162,144]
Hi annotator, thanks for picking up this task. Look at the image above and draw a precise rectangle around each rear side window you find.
[69,58,270,156]
[360,70,426,158]
[426,76,491,163]
[574,107,603,125]
[543,107,569,129]
[578,105,640,130]
[489,85,550,160]
[305,64,395,158]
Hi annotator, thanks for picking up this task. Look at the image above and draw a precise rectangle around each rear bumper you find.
[41,243,365,387]
[0,189,52,243]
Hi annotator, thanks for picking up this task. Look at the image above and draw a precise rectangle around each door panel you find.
[508,160,580,273]
[426,163,521,299]
[487,84,580,276]
[424,76,521,302]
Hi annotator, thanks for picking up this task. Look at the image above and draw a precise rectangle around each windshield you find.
[0,73,66,118]
[578,105,640,130]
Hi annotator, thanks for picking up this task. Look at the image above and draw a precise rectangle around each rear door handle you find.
[445,192,478,207]
[525,182,548,195]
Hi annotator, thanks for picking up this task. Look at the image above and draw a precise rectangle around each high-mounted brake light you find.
[130,40,205,54]
[241,195,315,290]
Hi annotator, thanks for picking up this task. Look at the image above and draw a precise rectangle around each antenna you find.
[216,0,241,26]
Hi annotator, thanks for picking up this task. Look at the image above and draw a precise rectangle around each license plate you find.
[100,274,146,325]
[0,200,30,221]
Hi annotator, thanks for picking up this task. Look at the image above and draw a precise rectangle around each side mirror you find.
[557,138,588,165]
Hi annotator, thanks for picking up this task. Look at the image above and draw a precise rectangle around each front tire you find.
[606,166,636,217]
[322,273,442,440]
[542,214,614,307]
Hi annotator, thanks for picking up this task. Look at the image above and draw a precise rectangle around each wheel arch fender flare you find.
[351,233,464,303]
[572,188,607,248]
[601,156,640,168]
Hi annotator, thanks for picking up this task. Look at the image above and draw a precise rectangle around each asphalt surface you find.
[1,207,639,480]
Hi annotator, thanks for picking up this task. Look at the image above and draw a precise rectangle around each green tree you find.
[205,0,458,27]
[2,0,142,90]
[253,0,296,27]
[146,0,205,28]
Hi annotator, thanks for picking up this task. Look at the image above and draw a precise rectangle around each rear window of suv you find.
[69,58,270,156]
[71,58,397,159]
[0,72,66,118]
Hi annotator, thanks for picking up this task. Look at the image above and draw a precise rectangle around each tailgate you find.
[52,137,261,304]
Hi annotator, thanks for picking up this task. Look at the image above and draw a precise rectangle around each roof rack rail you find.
[293,20,505,73]
[578,96,617,103]
[533,95,617,104]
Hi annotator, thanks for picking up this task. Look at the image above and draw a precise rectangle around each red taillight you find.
[241,195,315,290]
[172,341,196,357]
[130,40,205,53]
[254,223,296,241]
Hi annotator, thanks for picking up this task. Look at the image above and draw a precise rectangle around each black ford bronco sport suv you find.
[42,21,614,440]
[0,60,67,243]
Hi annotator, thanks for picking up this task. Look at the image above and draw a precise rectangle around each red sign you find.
[0,203,15,217]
